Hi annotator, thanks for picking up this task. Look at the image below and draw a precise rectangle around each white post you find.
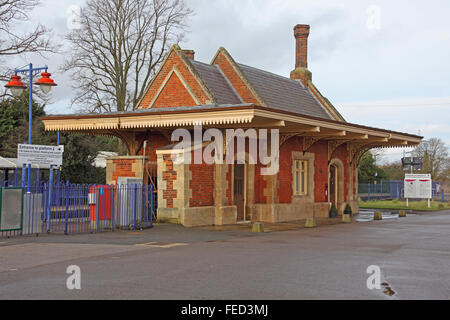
[428,198,431,208]
[406,198,409,207]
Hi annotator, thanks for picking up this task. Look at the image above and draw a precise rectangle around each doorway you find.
[234,163,245,221]
[329,164,338,206]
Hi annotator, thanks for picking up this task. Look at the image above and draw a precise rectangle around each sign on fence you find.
[18,144,64,166]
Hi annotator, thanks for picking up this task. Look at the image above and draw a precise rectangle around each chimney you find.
[290,24,312,85]
[182,49,195,60]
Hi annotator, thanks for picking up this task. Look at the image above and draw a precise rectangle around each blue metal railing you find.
[358,180,445,201]
[1,182,156,238]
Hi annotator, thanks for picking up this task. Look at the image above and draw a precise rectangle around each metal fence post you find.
[14,168,17,187]
[21,164,26,188]
[134,184,137,230]
[95,187,99,232]
[150,184,154,226]
[64,181,69,235]
[46,166,54,233]
[442,190,445,203]
[110,185,114,231]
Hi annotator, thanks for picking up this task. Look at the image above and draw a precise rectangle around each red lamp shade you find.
[34,72,57,94]
[4,74,26,97]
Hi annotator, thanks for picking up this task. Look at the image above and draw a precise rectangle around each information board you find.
[404,174,432,199]
[18,144,64,166]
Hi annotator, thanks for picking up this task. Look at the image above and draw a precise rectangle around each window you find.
[293,160,308,195]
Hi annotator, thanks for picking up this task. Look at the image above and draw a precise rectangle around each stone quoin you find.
[41,24,422,227]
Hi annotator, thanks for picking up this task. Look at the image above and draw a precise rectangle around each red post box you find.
[89,185,115,228]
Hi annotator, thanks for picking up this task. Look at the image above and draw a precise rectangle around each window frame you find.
[293,159,308,196]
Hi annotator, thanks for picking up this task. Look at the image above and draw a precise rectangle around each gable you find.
[138,48,214,109]
[211,48,262,105]
[190,60,243,105]
[152,71,197,108]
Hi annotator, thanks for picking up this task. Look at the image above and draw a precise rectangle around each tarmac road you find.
[1,210,449,300]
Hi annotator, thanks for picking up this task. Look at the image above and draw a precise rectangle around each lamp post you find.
[4,64,57,193]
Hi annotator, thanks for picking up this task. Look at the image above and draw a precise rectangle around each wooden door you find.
[330,165,337,205]
[234,164,245,221]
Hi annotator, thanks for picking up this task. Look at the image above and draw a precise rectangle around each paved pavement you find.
[1,210,450,300]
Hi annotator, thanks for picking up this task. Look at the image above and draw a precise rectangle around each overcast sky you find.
[7,0,450,163]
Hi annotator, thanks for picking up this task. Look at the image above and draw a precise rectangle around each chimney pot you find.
[182,50,195,60]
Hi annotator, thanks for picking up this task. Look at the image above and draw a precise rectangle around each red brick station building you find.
[42,25,421,227]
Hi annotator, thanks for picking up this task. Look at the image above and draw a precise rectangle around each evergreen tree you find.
[358,151,388,183]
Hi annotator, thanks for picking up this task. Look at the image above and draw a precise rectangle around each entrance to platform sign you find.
[17,144,63,167]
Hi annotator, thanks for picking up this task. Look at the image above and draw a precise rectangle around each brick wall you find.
[226,164,232,206]
[152,72,197,108]
[136,133,171,162]
[112,159,136,182]
[277,137,299,203]
[276,137,349,204]
[190,159,215,207]
[309,140,330,203]
[254,162,268,204]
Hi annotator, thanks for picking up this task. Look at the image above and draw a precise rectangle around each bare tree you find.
[63,0,193,113]
[414,138,449,180]
[0,0,55,84]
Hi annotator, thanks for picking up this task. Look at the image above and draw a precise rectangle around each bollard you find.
[342,214,352,223]
[374,211,383,220]
[305,217,317,228]
[399,210,407,218]
[252,222,264,233]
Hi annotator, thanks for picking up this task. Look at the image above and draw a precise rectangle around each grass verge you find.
[359,199,449,211]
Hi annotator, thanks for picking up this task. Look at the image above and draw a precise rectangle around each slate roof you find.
[190,60,243,105]
[191,58,333,120]
[236,63,332,120]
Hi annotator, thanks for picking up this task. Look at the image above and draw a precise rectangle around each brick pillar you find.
[294,24,310,69]
[156,151,190,224]
[106,156,144,185]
